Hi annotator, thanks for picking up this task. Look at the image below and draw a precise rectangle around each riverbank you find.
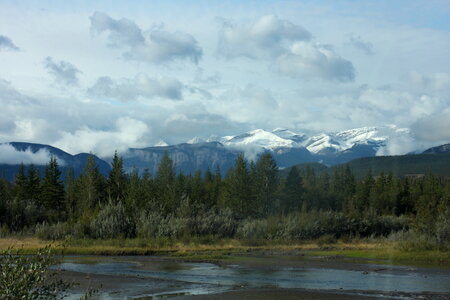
[1,236,449,266]
[58,254,450,299]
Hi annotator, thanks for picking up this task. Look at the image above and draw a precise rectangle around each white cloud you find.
[276,42,355,82]
[411,109,450,144]
[0,35,19,51]
[90,11,202,64]
[218,15,311,59]
[44,57,81,86]
[217,15,354,82]
[0,144,60,165]
[88,73,184,101]
[54,117,150,158]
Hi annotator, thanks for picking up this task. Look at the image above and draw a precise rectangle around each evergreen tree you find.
[26,164,40,203]
[252,153,278,216]
[79,154,104,212]
[125,168,144,212]
[64,168,78,219]
[222,153,252,218]
[281,166,304,212]
[40,156,65,220]
[14,163,27,201]
[107,151,127,203]
[155,152,176,213]
[355,169,374,212]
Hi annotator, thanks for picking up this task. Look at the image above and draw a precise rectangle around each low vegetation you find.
[0,246,71,299]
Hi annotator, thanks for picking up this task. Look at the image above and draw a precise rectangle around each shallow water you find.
[59,256,450,299]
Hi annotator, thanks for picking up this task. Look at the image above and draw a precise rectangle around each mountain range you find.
[0,126,448,181]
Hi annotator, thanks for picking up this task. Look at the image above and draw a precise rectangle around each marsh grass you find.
[0,236,448,265]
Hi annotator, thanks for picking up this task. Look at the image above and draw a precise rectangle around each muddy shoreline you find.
[58,253,450,299]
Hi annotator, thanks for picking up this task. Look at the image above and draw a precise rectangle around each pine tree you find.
[222,153,252,219]
[355,169,374,212]
[79,154,104,212]
[107,151,127,203]
[26,164,40,203]
[155,152,176,213]
[14,163,27,201]
[252,153,278,216]
[64,168,78,219]
[282,166,304,212]
[40,156,65,220]
[125,168,144,212]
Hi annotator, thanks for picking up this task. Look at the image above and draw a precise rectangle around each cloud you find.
[54,117,150,158]
[90,11,202,64]
[411,109,450,143]
[276,42,355,82]
[88,74,184,101]
[0,79,36,105]
[44,57,81,86]
[404,72,450,94]
[218,15,311,59]
[0,35,19,51]
[348,34,375,55]
[214,84,279,125]
[0,144,60,165]
[217,15,354,82]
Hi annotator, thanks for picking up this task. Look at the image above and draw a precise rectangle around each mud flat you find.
[59,253,450,299]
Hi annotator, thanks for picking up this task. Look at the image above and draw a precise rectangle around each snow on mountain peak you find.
[179,125,412,157]
[154,140,169,147]
[187,136,206,144]
[222,129,294,150]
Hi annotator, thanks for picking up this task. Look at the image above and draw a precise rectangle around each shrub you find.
[435,208,450,248]
[137,211,187,238]
[188,208,237,238]
[390,230,440,251]
[0,246,72,299]
[316,234,338,246]
[136,210,164,239]
[35,222,71,240]
[90,201,135,239]
[236,219,269,240]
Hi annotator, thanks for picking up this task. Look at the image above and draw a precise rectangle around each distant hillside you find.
[123,142,238,176]
[343,153,450,178]
[422,143,450,155]
[0,142,110,181]
[282,153,450,179]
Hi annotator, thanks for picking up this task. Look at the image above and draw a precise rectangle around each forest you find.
[0,152,449,250]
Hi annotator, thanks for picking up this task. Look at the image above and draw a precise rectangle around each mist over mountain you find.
[0,142,110,181]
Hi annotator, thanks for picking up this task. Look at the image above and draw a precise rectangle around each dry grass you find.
[0,237,387,254]
[0,237,447,265]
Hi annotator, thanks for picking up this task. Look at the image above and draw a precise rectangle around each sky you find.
[0,0,449,157]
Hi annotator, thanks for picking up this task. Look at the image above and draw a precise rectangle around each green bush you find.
[236,211,409,243]
[136,210,164,238]
[188,208,237,237]
[0,246,71,299]
[35,222,72,240]
[316,234,338,246]
[90,201,135,239]
[236,219,269,240]
[137,211,187,238]
[390,230,440,251]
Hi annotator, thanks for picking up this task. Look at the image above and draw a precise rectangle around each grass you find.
[0,236,448,266]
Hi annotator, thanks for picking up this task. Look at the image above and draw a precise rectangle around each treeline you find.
[0,152,449,248]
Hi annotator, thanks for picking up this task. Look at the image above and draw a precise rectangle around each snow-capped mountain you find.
[206,125,410,156]
[220,129,295,150]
